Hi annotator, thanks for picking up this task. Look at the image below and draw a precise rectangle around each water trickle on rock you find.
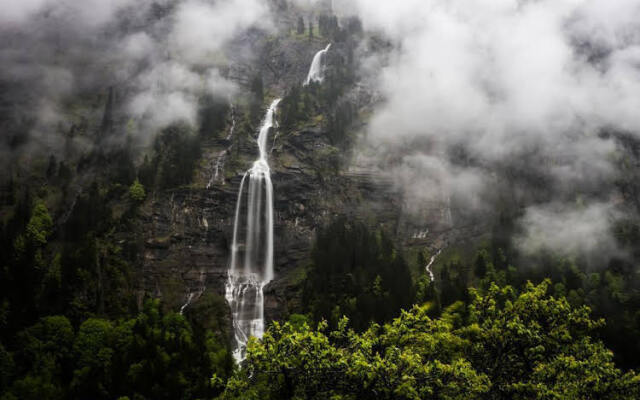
[207,102,236,189]
[225,99,280,363]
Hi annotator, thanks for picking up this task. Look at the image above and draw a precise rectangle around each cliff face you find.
[139,47,484,330]
[136,4,490,326]
[139,120,405,321]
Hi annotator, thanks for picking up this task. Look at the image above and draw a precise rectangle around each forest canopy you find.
[222,281,640,400]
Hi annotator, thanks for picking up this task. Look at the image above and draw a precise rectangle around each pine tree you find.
[296,16,304,35]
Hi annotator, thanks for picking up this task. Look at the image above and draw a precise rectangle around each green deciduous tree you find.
[222,281,640,400]
[463,281,639,399]
[25,200,52,247]
[128,179,146,203]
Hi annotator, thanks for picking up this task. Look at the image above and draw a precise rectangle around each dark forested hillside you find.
[303,217,414,331]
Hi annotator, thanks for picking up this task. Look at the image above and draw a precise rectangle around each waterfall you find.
[445,195,453,226]
[304,43,331,86]
[180,269,207,315]
[207,103,237,189]
[225,102,236,141]
[225,99,280,363]
[425,249,441,282]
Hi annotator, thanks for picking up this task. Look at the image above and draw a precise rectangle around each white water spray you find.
[304,43,331,86]
[225,99,280,363]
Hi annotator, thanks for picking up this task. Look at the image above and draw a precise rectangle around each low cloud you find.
[171,0,271,65]
[516,202,621,259]
[342,0,640,254]
[390,154,489,217]
[0,0,272,158]
[129,63,237,134]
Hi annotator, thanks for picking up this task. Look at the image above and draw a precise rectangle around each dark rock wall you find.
[138,6,481,326]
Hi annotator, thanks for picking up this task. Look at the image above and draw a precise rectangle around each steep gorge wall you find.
[137,8,482,325]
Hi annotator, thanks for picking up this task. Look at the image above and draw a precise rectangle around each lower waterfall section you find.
[225,99,281,363]
[225,276,266,362]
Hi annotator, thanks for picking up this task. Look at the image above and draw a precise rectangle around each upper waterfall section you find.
[304,43,331,86]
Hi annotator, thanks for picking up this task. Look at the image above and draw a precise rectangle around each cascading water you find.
[180,269,206,314]
[304,43,331,85]
[225,99,280,363]
[445,195,453,226]
[225,102,237,141]
[425,249,441,282]
[207,103,237,189]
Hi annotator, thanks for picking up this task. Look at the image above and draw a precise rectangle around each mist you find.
[339,0,640,257]
[2,0,638,258]
[0,0,272,161]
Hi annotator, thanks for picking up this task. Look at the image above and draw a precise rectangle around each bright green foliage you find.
[222,311,488,399]
[128,179,146,202]
[463,281,639,399]
[25,200,52,246]
[221,282,639,400]
[287,314,311,331]
[423,238,640,370]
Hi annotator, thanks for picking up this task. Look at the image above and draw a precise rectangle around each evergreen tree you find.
[296,16,305,35]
